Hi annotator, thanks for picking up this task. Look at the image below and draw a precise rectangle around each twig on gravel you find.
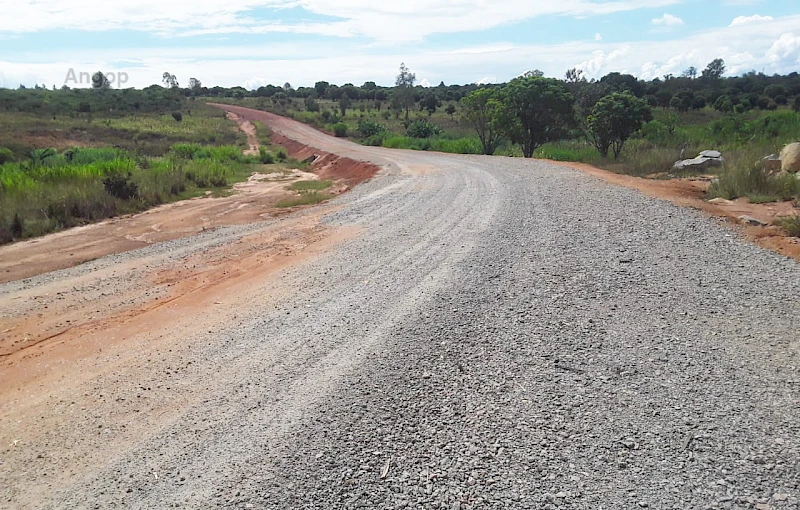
[682,432,695,451]
[554,361,586,375]
[380,458,391,479]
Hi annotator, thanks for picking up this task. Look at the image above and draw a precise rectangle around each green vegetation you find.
[587,93,653,158]
[288,179,332,191]
[275,191,332,208]
[0,144,272,243]
[777,215,800,237]
[213,60,800,204]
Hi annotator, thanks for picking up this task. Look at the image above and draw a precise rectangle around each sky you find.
[0,0,799,90]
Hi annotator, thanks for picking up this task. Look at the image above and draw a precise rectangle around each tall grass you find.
[0,144,262,243]
[382,135,483,154]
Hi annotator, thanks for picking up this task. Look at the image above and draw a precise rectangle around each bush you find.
[0,148,13,165]
[708,162,800,202]
[103,172,140,199]
[11,213,23,238]
[405,119,441,138]
[171,111,183,122]
[357,119,386,138]
[259,146,274,164]
[304,97,320,112]
[778,215,800,237]
[275,148,287,161]
[332,122,348,137]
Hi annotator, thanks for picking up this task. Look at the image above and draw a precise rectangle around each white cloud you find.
[651,13,684,26]
[0,0,682,43]
[595,33,602,41]
[766,33,800,64]
[729,14,773,27]
[5,15,800,89]
[419,78,431,87]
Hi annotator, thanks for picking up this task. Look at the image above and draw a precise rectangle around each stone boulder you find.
[674,149,724,172]
[780,143,800,173]
[673,156,724,172]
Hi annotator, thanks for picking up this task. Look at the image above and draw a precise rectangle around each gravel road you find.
[4,108,800,509]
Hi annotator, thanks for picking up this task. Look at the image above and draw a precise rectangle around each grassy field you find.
[0,103,244,157]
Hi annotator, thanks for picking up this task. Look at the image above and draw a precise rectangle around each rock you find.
[699,150,722,159]
[772,494,789,502]
[302,154,318,164]
[739,215,768,227]
[780,143,800,173]
[673,156,724,172]
[762,154,782,173]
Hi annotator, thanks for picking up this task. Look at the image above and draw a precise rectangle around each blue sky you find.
[1,0,799,89]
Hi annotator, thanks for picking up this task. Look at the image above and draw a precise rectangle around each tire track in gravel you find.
[2,106,799,510]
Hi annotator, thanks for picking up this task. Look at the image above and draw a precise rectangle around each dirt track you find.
[1,106,799,509]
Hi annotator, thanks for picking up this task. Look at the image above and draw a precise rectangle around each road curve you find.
[3,106,800,509]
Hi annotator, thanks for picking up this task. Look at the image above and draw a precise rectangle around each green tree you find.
[92,72,110,89]
[422,92,438,116]
[339,95,351,117]
[461,88,503,155]
[395,62,416,119]
[701,58,726,80]
[713,95,734,113]
[314,81,329,98]
[305,96,320,112]
[587,92,652,159]
[445,104,456,119]
[162,72,179,88]
[500,77,575,158]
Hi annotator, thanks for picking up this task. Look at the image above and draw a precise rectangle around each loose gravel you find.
[6,116,799,509]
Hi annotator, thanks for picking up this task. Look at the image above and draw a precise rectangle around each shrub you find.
[406,119,441,138]
[171,111,183,122]
[304,97,320,112]
[0,148,13,164]
[332,122,348,137]
[11,213,23,238]
[357,119,386,138]
[794,96,800,113]
[778,215,800,237]
[259,146,274,164]
[103,172,139,199]
[275,148,287,161]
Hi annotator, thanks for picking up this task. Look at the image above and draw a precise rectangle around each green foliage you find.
[332,122,348,137]
[778,215,800,237]
[381,135,482,154]
[357,119,386,138]
[709,158,800,202]
[304,97,320,112]
[259,146,274,164]
[0,143,264,242]
[500,77,575,158]
[405,119,441,138]
[587,92,652,158]
[461,88,503,155]
[103,172,140,199]
[0,148,13,164]
[275,191,332,208]
[288,180,332,191]
[275,148,287,161]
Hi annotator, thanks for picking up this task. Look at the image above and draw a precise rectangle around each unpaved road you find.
[1,106,799,509]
